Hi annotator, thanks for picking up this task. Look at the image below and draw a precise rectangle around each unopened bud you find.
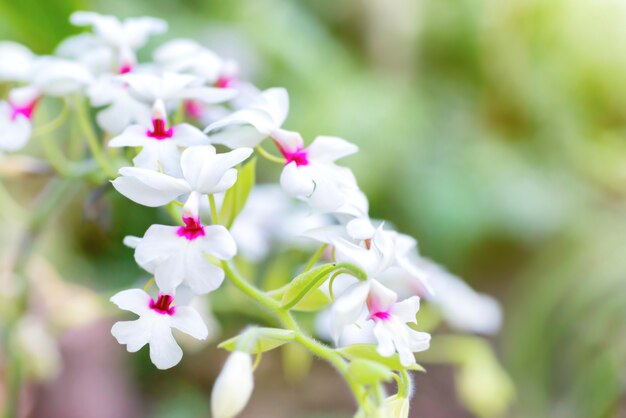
[211,351,254,418]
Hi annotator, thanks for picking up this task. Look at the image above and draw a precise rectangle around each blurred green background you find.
[2,0,626,417]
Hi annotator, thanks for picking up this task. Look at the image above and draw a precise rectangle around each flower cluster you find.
[0,11,504,418]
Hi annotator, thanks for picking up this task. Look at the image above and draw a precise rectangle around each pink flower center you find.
[177,217,206,240]
[184,100,204,119]
[275,141,309,166]
[150,294,176,315]
[370,311,391,321]
[214,76,234,89]
[10,100,38,121]
[147,118,173,140]
[118,63,133,74]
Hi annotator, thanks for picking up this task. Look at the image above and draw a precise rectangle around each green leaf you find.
[218,328,295,354]
[339,344,426,372]
[220,158,256,228]
[291,289,332,311]
[280,264,337,310]
[347,359,394,386]
[280,262,368,310]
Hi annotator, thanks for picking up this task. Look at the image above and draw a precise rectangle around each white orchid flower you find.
[132,216,237,295]
[109,99,209,175]
[70,11,167,73]
[111,145,252,219]
[87,74,151,133]
[367,280,430,367]
[0,86,38,153]
[153,38,223,83]
[205,87,289,148]
[275,133,361,214]
[120,72,237,108]
[110,289,208,370]
[386,257,502,335]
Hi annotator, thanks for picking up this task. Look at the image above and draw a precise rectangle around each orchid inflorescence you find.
[0,11,506,418]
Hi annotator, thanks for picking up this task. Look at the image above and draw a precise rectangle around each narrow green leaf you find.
[291,289,332,311]
[280,264,337,310]
[220,158,256,228]
[339,344,426,372]
[280,262,368,310]
[218,327,295,354]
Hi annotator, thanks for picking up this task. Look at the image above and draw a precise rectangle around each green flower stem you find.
[255,145,285,165]
[73,96,117,179]
[221,260,365,404]
[32,99,69,139]
[208,194,219,224]
[303,244,328,272]
[398,369,411,398]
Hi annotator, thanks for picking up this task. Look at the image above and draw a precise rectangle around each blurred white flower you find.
[110,289,208,369]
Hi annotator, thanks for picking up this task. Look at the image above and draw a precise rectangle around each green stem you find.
[208,194,219,225]
[255,145,285,165]
[3,179,75,418]
[32,99,69,138]
[220,260,365,403]
[303,244,328,272]
[73,96,117,179]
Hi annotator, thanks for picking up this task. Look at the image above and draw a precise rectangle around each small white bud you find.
[211,351,254,418]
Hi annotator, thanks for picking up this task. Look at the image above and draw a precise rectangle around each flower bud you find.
[211,351,254,418]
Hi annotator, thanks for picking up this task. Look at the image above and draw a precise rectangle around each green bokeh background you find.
[2,0,626,417]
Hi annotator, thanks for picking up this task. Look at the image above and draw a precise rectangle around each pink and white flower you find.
[275,134,362,215]
[330,279,430,367]
[111,145,252,219]
[133,217,237,295]
[110,289,208,369]
[109,99,209,175]
[0,86,38,153]
[367,280,430,367]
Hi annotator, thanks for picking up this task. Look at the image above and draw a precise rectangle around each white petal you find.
[121,17,168,49]
[207,125,267,149]
[372,322,396,358]
[148,320,183,370]
[112,167,190,207]
[178,86,237,104]
[0,42,34,82]
[111,318,151,352]
[180,146,252,194]
[0,113,31,152]
[390,296,421,324]
[346,218,375,241]
[280,162,314,198]
[108,125,150,147]
[184,246,225,294]
[154,250,186,294]
[134,224,182,271]
[405,329,430,353]
[171,306,208,340]
[307,136,358,163]
[110,288,151,316]
[32,58,93,96]
[199,225,237,260]
[171,123,210,147]
[330,281,370,343]
[261,87,289,126]
[367,280,398,313]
